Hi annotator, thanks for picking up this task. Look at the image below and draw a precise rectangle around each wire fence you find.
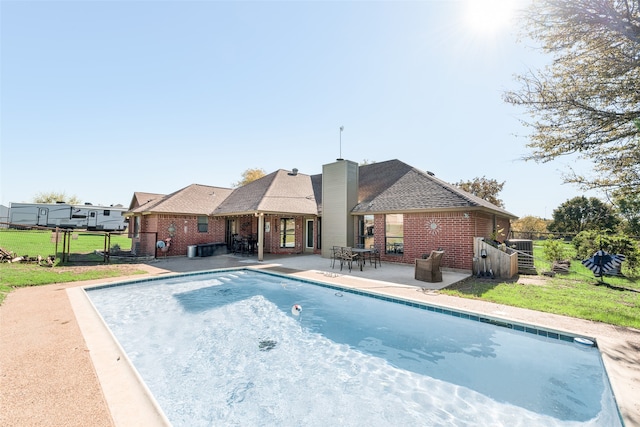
[510,230,577,241]
[0,224,133,264]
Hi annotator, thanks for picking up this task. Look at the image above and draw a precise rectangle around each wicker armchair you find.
[415,250,444,282]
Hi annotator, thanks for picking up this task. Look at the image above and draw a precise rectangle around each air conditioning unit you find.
[505,239,536,274]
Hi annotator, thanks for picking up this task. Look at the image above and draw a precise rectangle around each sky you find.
[1,0,597,219]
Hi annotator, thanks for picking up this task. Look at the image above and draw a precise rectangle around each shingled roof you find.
[351,160,516,217]
[128,184,233,215]
[128,192,165,211]
[212,169,318,216]
[129,159,515,218]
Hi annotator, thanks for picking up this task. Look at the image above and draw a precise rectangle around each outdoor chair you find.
[415,250,444,282]
[369,245,381,268]
[331,246,343,268]
[340,247,359,272]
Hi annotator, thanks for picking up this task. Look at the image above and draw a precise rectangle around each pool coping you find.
[68,264,640,427]
[67,286,172,427]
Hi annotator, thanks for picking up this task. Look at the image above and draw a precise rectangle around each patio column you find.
[257,212,264,261]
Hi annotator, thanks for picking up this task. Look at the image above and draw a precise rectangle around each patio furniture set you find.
[331,246,444,283]
[331,245,381,272]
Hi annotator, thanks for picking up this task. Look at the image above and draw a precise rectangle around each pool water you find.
[86,270,621,427]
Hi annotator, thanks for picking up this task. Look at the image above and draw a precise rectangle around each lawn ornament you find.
[581,250,625,277]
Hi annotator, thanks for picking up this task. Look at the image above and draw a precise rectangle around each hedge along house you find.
[126,159,517,271]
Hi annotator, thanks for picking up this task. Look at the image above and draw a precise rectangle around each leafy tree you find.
[232,168,266,188]
[511,215,549,239]
[573,230,639,275]
[612,191,640,236]
[548,196,619,234]
[33,191,80,204]
[455,176,505,208]
[504,0,640,196]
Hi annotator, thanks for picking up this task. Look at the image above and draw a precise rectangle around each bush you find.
[572,230,640,276]
[541,239,568,262]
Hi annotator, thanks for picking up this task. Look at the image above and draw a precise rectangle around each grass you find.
[0,229,143,304]
[442,242,640,329]
[0,229,132,261]
[0,263,147,304]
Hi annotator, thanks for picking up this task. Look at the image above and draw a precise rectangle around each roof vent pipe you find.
[291,168,298,176]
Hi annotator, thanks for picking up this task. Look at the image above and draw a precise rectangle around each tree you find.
[548,196,619,234]
[232,168,266,188]
[511,215,549,239]
[612,190,640,236]
[454,176,505,208]
[504,0,640,196]
[573,229,640,275]
[33,191,80,204]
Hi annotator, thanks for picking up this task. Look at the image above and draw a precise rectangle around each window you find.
[198,216,208,233]
[358,214,374,248]
[305,219,314,249]
[385,214,403,254]
[280,218,295,248]
[103,210,111,216]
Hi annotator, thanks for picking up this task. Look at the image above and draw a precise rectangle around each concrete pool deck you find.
[1,253,639,426]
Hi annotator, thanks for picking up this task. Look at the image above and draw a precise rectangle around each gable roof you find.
[351,159,516,218]
[128,159,515,219]
[129,184,233,215]
[212,169,318,216]
[129,192,165,211]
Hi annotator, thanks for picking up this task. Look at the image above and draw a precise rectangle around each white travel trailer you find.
[9,202,127,231]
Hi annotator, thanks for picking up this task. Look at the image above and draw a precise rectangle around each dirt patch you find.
[517,275,549,286]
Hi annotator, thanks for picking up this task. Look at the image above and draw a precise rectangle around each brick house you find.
[127,159,516,271]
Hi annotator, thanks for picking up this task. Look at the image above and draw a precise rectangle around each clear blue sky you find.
[1,0,595,219]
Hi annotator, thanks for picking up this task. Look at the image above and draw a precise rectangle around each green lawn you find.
[0,229,142,304]
[442,242,640,329]
[0,229,132,262]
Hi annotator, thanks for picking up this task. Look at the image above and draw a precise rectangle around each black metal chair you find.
[369,245,381,268]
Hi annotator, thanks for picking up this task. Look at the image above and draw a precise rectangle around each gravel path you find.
[1,281,113,427]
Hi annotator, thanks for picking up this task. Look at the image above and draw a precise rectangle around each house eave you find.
[351,206,518,219]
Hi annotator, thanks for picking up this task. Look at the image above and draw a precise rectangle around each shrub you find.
[541,239,568,262]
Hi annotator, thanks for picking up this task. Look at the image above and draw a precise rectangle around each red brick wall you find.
[134,213,321,257]
[133,211,506,266]
[135,214,226,257]
[264,215,306,255]
[357,212,498,271]
[495,216,511,242]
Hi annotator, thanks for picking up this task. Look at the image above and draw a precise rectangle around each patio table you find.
[351,247,374,271]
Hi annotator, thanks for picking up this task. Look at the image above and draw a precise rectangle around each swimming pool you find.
[86,269,622,426]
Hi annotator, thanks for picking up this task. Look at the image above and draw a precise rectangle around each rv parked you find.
[9,202,127,231]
